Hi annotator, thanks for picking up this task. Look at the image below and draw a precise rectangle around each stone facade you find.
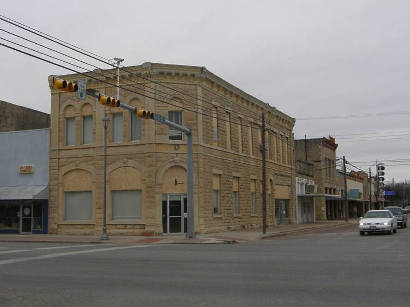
[295,137,341,220]
[0,100,50,132]
[49,63,295,235]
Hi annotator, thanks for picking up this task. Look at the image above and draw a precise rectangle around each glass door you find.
[163,194,187,233]
[21,204,32,233]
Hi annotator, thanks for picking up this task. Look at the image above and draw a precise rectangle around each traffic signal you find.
[98,94,120,107]
[53,78,78,92]
[377,163,385,182]
[136,109,154,119]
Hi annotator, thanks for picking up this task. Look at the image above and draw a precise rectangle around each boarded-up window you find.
[213,175,221,215]
[65,191,92,221]
[112,113,123,143]
[232,177,239,215]
[250,179,256,215]
[131,112,142,141]
[112,190,142,220]
[65,117,75,146]
[82,116,93,145]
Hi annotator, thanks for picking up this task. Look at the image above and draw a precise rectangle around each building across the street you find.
[48,62,296,235]
[295,160,316,223]
[0,100,50,132]
[0,128,49,234]
[295,136,342,221]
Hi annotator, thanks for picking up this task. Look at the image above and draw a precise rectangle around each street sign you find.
[384,191,396,196]
[153,113,166,123]
[77,79,87,100]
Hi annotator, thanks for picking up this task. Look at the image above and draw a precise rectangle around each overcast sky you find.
[1,0,410,182]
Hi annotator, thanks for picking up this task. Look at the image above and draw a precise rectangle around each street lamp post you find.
[101,57,124,240]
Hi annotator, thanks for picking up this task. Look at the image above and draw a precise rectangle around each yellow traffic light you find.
[98,95,120,107]
[136,109,153,119]
[53,78,78,92]
[99,94,111,106]
[110,98,120,107]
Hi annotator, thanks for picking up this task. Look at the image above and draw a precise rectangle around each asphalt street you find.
[0,224,409,307]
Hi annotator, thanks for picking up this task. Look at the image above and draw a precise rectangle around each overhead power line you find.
[0,15,265,124]
[0,40,265,131]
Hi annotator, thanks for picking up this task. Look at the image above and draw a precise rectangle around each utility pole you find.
[343,156,348,221]
[261,113,267,234]
[375,161,379,210]
[101,57,124,241]
[368,168,372,211]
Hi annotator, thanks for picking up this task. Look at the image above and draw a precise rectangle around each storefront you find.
[0,198,48,234]
[0,129,49,234]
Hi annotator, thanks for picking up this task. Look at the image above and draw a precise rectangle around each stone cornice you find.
[48,62,295,129]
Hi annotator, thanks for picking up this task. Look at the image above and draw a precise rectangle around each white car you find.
[359,210,398,235]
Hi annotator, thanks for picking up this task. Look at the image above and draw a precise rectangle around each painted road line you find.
[0,244,163,266]
[35,244,109,250]
[0,249,32,255]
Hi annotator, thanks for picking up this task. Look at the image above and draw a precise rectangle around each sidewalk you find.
[0,220,356,245]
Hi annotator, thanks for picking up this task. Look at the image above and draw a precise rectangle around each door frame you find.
[20,203,33,234]
[164,194,187,234]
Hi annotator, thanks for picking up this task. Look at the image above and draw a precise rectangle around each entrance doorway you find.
[21,204,32,233]
[162,194,187,233]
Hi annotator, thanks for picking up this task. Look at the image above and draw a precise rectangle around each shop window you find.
[112,190,142,220]
[0,203,20,231]
[65,117,75,146]
[82,115,93,145]
[168,111,183,140]
[65,191,92,221]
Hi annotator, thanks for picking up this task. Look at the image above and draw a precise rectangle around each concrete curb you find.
[260,222,354,240]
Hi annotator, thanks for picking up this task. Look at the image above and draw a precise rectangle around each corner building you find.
[49,63,295,235]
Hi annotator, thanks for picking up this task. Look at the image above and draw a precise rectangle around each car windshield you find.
[364,211,391,218]
[387,208,402,216]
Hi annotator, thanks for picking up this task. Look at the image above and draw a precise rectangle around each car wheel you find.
[360,231,364,236]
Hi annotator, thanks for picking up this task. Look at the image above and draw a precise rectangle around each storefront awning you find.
[298,193,341,199]
[0,185,48,200]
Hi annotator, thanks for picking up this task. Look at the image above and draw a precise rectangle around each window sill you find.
[250,214,258,217]
[213,214,223,218]
[233,214,241,218]
[58,221,94,225]
[108,220,143,225]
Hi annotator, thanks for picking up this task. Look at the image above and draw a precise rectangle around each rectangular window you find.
[168,111,183,140]
[82,116,93,145]
[250,180,256,215]
[65,117,75,146]
[238,118,243,153]
[226,112,231,150]
[277,135,282,163]
[272,133,277,161]
[112,113,123,143]
[232,177,239,216]
[130,112,142,141]
[282,137,287,165]
[65,191,92,221]
[248,124,253,156]
[213,175,221,215]
[112,190,142,220]
[212,107,218,145]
